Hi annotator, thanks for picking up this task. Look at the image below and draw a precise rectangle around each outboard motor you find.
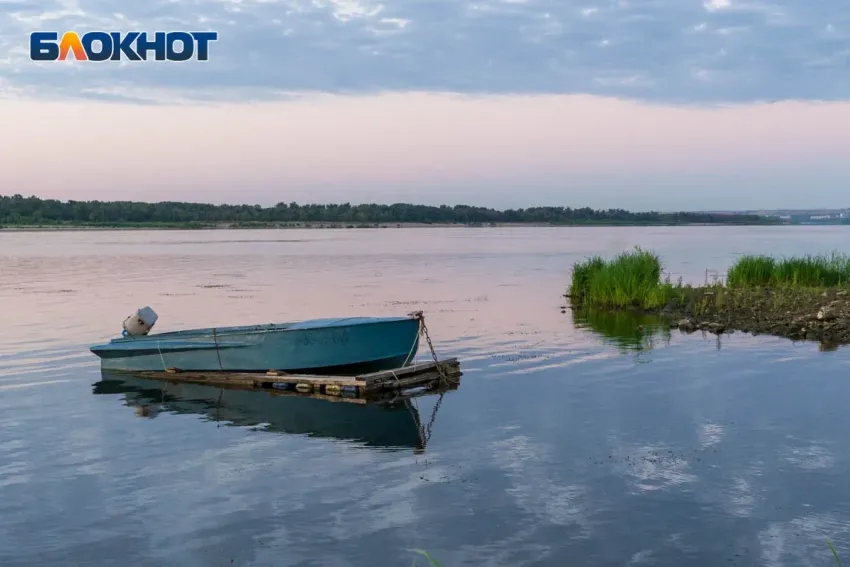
[122,307,158,337]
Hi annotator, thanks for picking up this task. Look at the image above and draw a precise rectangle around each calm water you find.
[2,226,850,567]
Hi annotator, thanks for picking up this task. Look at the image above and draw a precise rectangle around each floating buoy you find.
[324,384,341,395]
[295,383,312,393]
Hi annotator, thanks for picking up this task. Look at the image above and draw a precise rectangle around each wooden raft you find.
[131,358,461,398]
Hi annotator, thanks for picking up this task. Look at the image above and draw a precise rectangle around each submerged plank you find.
[265,389,368,404]
[123,356,462,397]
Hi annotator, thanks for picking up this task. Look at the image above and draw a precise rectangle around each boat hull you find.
[94,372,427,449]
[90,316,421,374]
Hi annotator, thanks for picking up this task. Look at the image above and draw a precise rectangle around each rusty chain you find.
[423,391,444,441]
[409,310,459,386]
[405,390,446,452]
[396,311,457,452]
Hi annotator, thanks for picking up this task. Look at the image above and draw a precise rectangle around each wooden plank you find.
[130,356,461,396]
[358,357,458,381]
[366,370,461,389]
[255,375,362,387]
[113,365,461,409]
[358,358,459,382]
[365,370,442,391]
[139,370,361,388]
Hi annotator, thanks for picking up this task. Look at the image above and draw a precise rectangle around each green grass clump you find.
[569,255,605,304]
[569,247,677,309]
[727,253,850,288]
[726,255,776,287]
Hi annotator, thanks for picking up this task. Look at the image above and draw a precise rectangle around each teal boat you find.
[90,313,421,374]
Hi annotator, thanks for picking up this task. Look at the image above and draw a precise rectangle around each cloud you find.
[0,0,848,103]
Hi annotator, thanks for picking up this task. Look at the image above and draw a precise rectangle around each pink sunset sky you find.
[2,0,849,210]
[2,94,849,210]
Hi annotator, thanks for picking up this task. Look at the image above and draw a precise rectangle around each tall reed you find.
[727,253,850,288]
[569,247,676,309]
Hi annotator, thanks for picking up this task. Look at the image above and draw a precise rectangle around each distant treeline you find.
[0,194,779,227]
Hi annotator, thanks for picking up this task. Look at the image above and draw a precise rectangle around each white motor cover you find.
[122,307,158,336]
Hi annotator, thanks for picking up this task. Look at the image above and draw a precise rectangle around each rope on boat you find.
[401,332,419,368]
[212,327,224,371]
[156,339,167,371]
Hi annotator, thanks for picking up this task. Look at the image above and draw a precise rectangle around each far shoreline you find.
[0,221,815,232]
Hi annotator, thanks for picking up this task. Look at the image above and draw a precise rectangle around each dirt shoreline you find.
[575,287,850,346]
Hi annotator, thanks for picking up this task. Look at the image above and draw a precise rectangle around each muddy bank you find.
[658,286,850,345]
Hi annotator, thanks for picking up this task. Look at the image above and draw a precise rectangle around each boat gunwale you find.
[90,315,419,349]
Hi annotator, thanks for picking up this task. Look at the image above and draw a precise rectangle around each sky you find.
[0,0,848,210]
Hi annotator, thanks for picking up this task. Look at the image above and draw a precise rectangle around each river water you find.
[1,226,850,567]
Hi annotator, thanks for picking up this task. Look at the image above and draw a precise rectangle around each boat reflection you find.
[572,308,673,354]
[93,370,456,452]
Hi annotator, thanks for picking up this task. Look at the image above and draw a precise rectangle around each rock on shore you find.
[661,287,850,344]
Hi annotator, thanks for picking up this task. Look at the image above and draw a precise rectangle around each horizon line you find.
[6,193,849,215]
